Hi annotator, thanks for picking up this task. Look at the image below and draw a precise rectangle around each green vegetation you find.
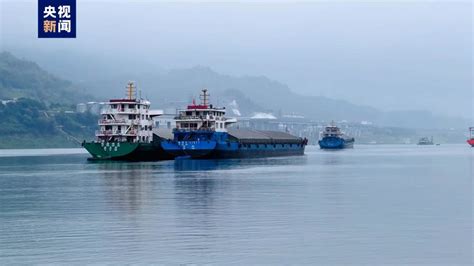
[0,52,97,148]
[0,98,97,148]
[0,51,467,148]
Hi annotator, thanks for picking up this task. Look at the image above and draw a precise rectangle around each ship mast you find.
[126,81,136,100]
[200,88,210,106]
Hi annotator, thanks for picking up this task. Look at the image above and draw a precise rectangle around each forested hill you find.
[0,52,92,104]
[0,52,96,148]
[0,98,97,148]
[4,50,467,129]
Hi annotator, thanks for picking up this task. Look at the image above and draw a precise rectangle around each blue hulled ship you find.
[161,89,307,159]
[318,122,354,149]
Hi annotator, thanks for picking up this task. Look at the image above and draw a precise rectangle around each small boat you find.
[417,136,434,145]
[318,122,354,149]
[468,127,474,147]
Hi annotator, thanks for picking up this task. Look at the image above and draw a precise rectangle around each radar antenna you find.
[200,88,210,106]
[126,81,136,100]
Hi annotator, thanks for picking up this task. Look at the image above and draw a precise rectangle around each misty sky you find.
[1,0,472,118]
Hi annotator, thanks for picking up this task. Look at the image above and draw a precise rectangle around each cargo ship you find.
[318,122,354,149]
[82,82,174,161]
[417,136,434,145]
[161,89,307,159]
[468,127,474,147]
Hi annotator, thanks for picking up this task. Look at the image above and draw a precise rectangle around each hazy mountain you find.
[1,51,467,129]
[0,52,93,104]
[2,1,470,118]
[0,52,96,148]
[72,65,465,129]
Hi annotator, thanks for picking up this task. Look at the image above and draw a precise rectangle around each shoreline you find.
[0,148,88,157]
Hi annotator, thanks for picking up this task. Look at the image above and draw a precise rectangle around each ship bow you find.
[83,142,140,159]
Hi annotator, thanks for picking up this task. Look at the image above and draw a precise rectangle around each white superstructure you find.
[96,82,155,143]
[174,89,237,132]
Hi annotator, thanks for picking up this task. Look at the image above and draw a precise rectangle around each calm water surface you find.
[0,145,472,264]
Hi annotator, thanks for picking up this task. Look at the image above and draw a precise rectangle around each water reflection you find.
[96,161,164,214]
[92,156,309,217]
[173,160,223,216]
[174,159,222,171]
[0,146,471,264]
[171,156,309,214]
[173,172,219,221]
[174,156,308,171]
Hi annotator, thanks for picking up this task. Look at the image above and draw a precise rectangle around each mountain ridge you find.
[1,51,468,129]
[0,51,93,104]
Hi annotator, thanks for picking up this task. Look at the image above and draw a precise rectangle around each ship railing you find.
[101,108,139,114]
[98,119,140,125]
[173,128,215,133]
[175,115,224,121]
[98,119,129,124]
[96,130,137,136]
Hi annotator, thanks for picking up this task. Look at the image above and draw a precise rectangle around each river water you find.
[0,145,472,264]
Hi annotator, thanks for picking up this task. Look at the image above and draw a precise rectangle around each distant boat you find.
[318,122,354,149]
[468,127,474,147]
[417,136,434,145]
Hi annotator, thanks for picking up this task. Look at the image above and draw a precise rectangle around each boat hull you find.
[83,141,174,161]
[211,146,305,159]
[468,139,474,147]
[160,140,217,158]
[161,129,307,160]
[162,140,305,159]
[318,136,354,150]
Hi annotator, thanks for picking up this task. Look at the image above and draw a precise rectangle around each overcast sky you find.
[1,0,472,118]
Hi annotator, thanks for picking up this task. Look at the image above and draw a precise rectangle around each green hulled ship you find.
[83,138,173,161]
[82,82,174,161]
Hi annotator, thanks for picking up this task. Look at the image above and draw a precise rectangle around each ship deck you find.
[227,128,303,144]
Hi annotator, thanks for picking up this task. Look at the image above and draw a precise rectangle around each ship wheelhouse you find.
[321,121,343,138]
[174,89,236,133]
[96,82,155,143]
